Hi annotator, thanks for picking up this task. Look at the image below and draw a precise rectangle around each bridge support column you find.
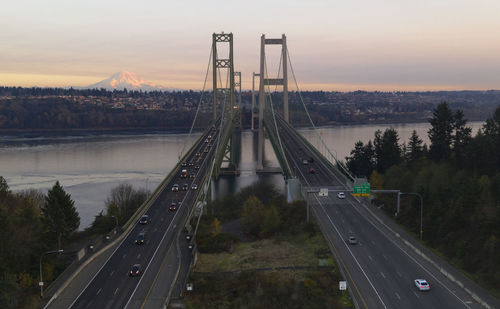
[286,178,302,203]
[257,35,266,170]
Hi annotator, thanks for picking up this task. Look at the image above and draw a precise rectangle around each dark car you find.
[182,183,189,191]
[169,202,177,211]
[135,232,145,245]
[139,215,150,224]
[194,165,200,169]
[191,183,198,190]
[309,168,316,174]
[129,264,141,276]
[204,148,209,153]
[195,152,201,157]
[181,162,187,167]
[171,184,179,192]
[189,173,196,179]
[189,162,194,167]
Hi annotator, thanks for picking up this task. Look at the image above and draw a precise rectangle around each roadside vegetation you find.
[183,182,352,308]
[345,103,500,296]
[0,179,147,309]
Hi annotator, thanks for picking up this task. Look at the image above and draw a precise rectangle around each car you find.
[191,184,198,190]
[308,157,314,163]
[188,243,194,250]
[182,183,189,191]
[302,159,309,165]
[348,236,358,245]
[135,232,145,245]
[208,135,212,139]
[189,173,196,179]
[181,162,187,167]
[194,165,200,169]
[139,215,150,224]
[414,279,430,291]
[205,139,209,143]
[169,202,177,211]
[195,152,201,157]
[189,162,194,167]
[129,264,141,276]
[309,168,316,174]
[186,234,192,241]
[171,184,179,192]
[208,144,213,147]
[337,192,345,199]
[204,148,209,153]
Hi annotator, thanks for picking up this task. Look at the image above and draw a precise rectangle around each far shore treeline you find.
[1,86,499,131]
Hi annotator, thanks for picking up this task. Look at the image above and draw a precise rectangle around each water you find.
[0,122,484,229]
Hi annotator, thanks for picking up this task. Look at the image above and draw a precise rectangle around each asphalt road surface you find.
[70,124,219,309]
[276,116,482,309]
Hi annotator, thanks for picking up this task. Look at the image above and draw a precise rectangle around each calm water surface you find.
[0,122,483,229]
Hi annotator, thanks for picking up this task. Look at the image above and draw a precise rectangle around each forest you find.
[345,102,500,294]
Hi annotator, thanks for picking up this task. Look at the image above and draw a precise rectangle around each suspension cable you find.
[264,56,293,176]
[286,46,355,182]
[180,46,213,160]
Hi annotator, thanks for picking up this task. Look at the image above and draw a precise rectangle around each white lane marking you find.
[137,253,141,259]
[371,240,376,245]
[110,270,114,276]
[383,254,388,260]
[380,272,386,278]
[397,271,402,277]
[368,255,373,261]
[395,292,401,300]
[413,291,419,298]
[96,288,102,295]
[286,152,388,309]
[346,198,472,308]
[114,288,119,295]
[122,254,127,259]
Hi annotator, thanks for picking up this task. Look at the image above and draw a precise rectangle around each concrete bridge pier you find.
[286,177,302,203]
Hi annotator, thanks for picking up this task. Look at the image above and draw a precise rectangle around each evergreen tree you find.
[375,128,401,173]
[428,102,454,161]
[345,140,375,177]
[452,110,472,167]
[407,130,425,163]
[42,181,80,249]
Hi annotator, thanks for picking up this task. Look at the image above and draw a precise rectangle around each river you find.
[0,122,484,229]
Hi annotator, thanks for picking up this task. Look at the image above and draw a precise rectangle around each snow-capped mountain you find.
[86,71,169,91]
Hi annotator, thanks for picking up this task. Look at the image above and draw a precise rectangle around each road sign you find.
[353,182,370,196]
[39,282,44,287]
[319,188,328,196]
[186,283,193,291]
[339,281,347,290]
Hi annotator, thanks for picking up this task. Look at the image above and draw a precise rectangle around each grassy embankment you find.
[181,182,353,309]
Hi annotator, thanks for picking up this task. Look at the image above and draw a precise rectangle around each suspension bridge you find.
[45,33,494,309]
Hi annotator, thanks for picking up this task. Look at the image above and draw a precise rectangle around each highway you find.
[70,124,220,309]
[276,116,481,309]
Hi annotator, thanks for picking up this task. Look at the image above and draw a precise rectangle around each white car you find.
[337,192,345,199]
[414,279,430,291]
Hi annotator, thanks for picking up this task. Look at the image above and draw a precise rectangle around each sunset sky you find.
[1,0,500,91]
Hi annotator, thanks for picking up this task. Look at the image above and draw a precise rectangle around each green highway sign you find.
[353,182,370,196]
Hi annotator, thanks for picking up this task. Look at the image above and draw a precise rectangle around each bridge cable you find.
[179,46,213,160]
[286,46,355,183]
[263,56,293,177]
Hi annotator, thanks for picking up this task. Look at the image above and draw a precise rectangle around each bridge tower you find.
[257,34,289,170]
[211,32,240,178]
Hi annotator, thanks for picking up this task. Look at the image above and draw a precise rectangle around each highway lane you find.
[70,124,220,309]
[276,117,478,309]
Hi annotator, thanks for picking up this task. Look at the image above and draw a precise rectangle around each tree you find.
[345,140,375,177]
[428,102,454,161]
[452,110,472,167]
[105,183,148,224]
[42,181,80,249]
[406,130,425,163]
[241,196,266,237]
[375,128,401,173]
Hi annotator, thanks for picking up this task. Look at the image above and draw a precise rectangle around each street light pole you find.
[39,249,64,298]
[399,192,424,240]
[111,215,118,233]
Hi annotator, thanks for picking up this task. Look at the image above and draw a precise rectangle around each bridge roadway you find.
[70,124,220,309]
[276,117,481,309]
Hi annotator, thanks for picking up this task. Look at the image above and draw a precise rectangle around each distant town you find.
[0,86,499,131]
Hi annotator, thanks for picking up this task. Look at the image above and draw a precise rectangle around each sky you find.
[1,0,500,91]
